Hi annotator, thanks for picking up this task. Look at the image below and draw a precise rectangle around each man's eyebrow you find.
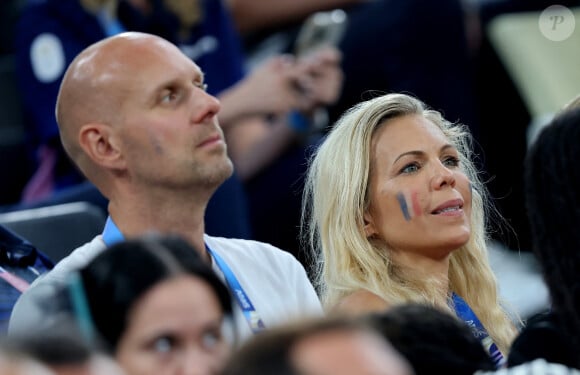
[192,69,206,84]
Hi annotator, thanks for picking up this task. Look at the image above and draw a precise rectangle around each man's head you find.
[55,32,232,199]
[221,317,413,375]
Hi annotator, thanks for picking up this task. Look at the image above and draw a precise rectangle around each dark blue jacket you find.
[0,224,53,334]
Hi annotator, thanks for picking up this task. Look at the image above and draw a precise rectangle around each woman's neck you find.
[390,250,451,291]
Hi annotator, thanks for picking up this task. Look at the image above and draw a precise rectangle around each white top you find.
[8,235,323,342]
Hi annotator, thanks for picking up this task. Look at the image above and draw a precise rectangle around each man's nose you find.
[191,90,221,124]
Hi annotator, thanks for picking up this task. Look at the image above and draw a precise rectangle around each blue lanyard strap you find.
[206,245,265,334]
[102,217,124,247]
[451,293,505,368]
[102,218,265,333]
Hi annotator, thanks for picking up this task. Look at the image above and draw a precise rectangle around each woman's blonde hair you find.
[302,93,517,355]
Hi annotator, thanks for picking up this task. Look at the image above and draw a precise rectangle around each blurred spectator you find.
[228,0,479,135]
[0,0,25,55]
[0,224,53,334]
[5,325,125,375]
[367,304,496,375]
[468,0,580,251]
[63,235,233,375]
[509,105,580,369]
[476,358,580,375]
[221,316,414,375]
[0,344,55,375]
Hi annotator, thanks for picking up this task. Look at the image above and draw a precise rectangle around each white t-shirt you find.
[9,235,323,342]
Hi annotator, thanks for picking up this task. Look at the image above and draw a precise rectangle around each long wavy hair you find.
[302,93,516,354]
[524,107,580,360]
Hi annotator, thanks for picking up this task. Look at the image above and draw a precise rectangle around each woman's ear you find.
[363,211,377,238]
[78,123,125,170]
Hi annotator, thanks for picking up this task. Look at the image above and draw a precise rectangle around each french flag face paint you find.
[397,192,411,221]
[411,191,422,217]
[397,191,422,221]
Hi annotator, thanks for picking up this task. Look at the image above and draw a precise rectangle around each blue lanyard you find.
[102,217,265,334]
[451,293,505,368]
[102,217,124,247]
[206,245,266,334]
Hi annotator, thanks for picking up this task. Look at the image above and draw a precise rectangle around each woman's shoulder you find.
[333,289,390,316]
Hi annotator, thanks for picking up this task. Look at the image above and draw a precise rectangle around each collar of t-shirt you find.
[100,216,266,334]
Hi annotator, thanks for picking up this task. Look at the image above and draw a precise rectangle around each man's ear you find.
[78,123,125,170]
[363,210,377,238]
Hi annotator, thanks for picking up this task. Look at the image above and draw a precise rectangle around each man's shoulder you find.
[30,235,106,286]
[8,235,107,335]
[204,235,300,268]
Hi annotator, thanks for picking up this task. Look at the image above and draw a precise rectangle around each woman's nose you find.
[179,349,221,375]
[431,163,456,190]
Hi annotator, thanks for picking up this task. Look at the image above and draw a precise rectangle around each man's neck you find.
[107,190,210,261]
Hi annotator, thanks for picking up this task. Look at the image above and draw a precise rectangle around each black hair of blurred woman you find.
[519,107,580,368]
[365,303,496,375]
[74,234,233,353]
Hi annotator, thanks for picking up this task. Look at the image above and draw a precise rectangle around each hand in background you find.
[295,46,343,112]
[237,54,311,115]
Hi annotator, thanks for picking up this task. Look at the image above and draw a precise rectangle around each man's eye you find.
[161,91,177,103]
[195,82,208,91]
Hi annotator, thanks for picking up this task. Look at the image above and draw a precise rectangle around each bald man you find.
[9,32,322,341]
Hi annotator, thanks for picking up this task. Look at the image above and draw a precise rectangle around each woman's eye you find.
[400,163,419,174]
[152,336,174,353]
[443,156,460,168]
[201,330,222,350]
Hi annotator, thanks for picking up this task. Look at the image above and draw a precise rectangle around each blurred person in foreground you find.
[221,316,413,375]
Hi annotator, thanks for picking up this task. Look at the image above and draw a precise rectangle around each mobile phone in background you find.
[294,9,348,58]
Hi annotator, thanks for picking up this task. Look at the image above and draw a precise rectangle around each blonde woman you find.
[302,93,517,365]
